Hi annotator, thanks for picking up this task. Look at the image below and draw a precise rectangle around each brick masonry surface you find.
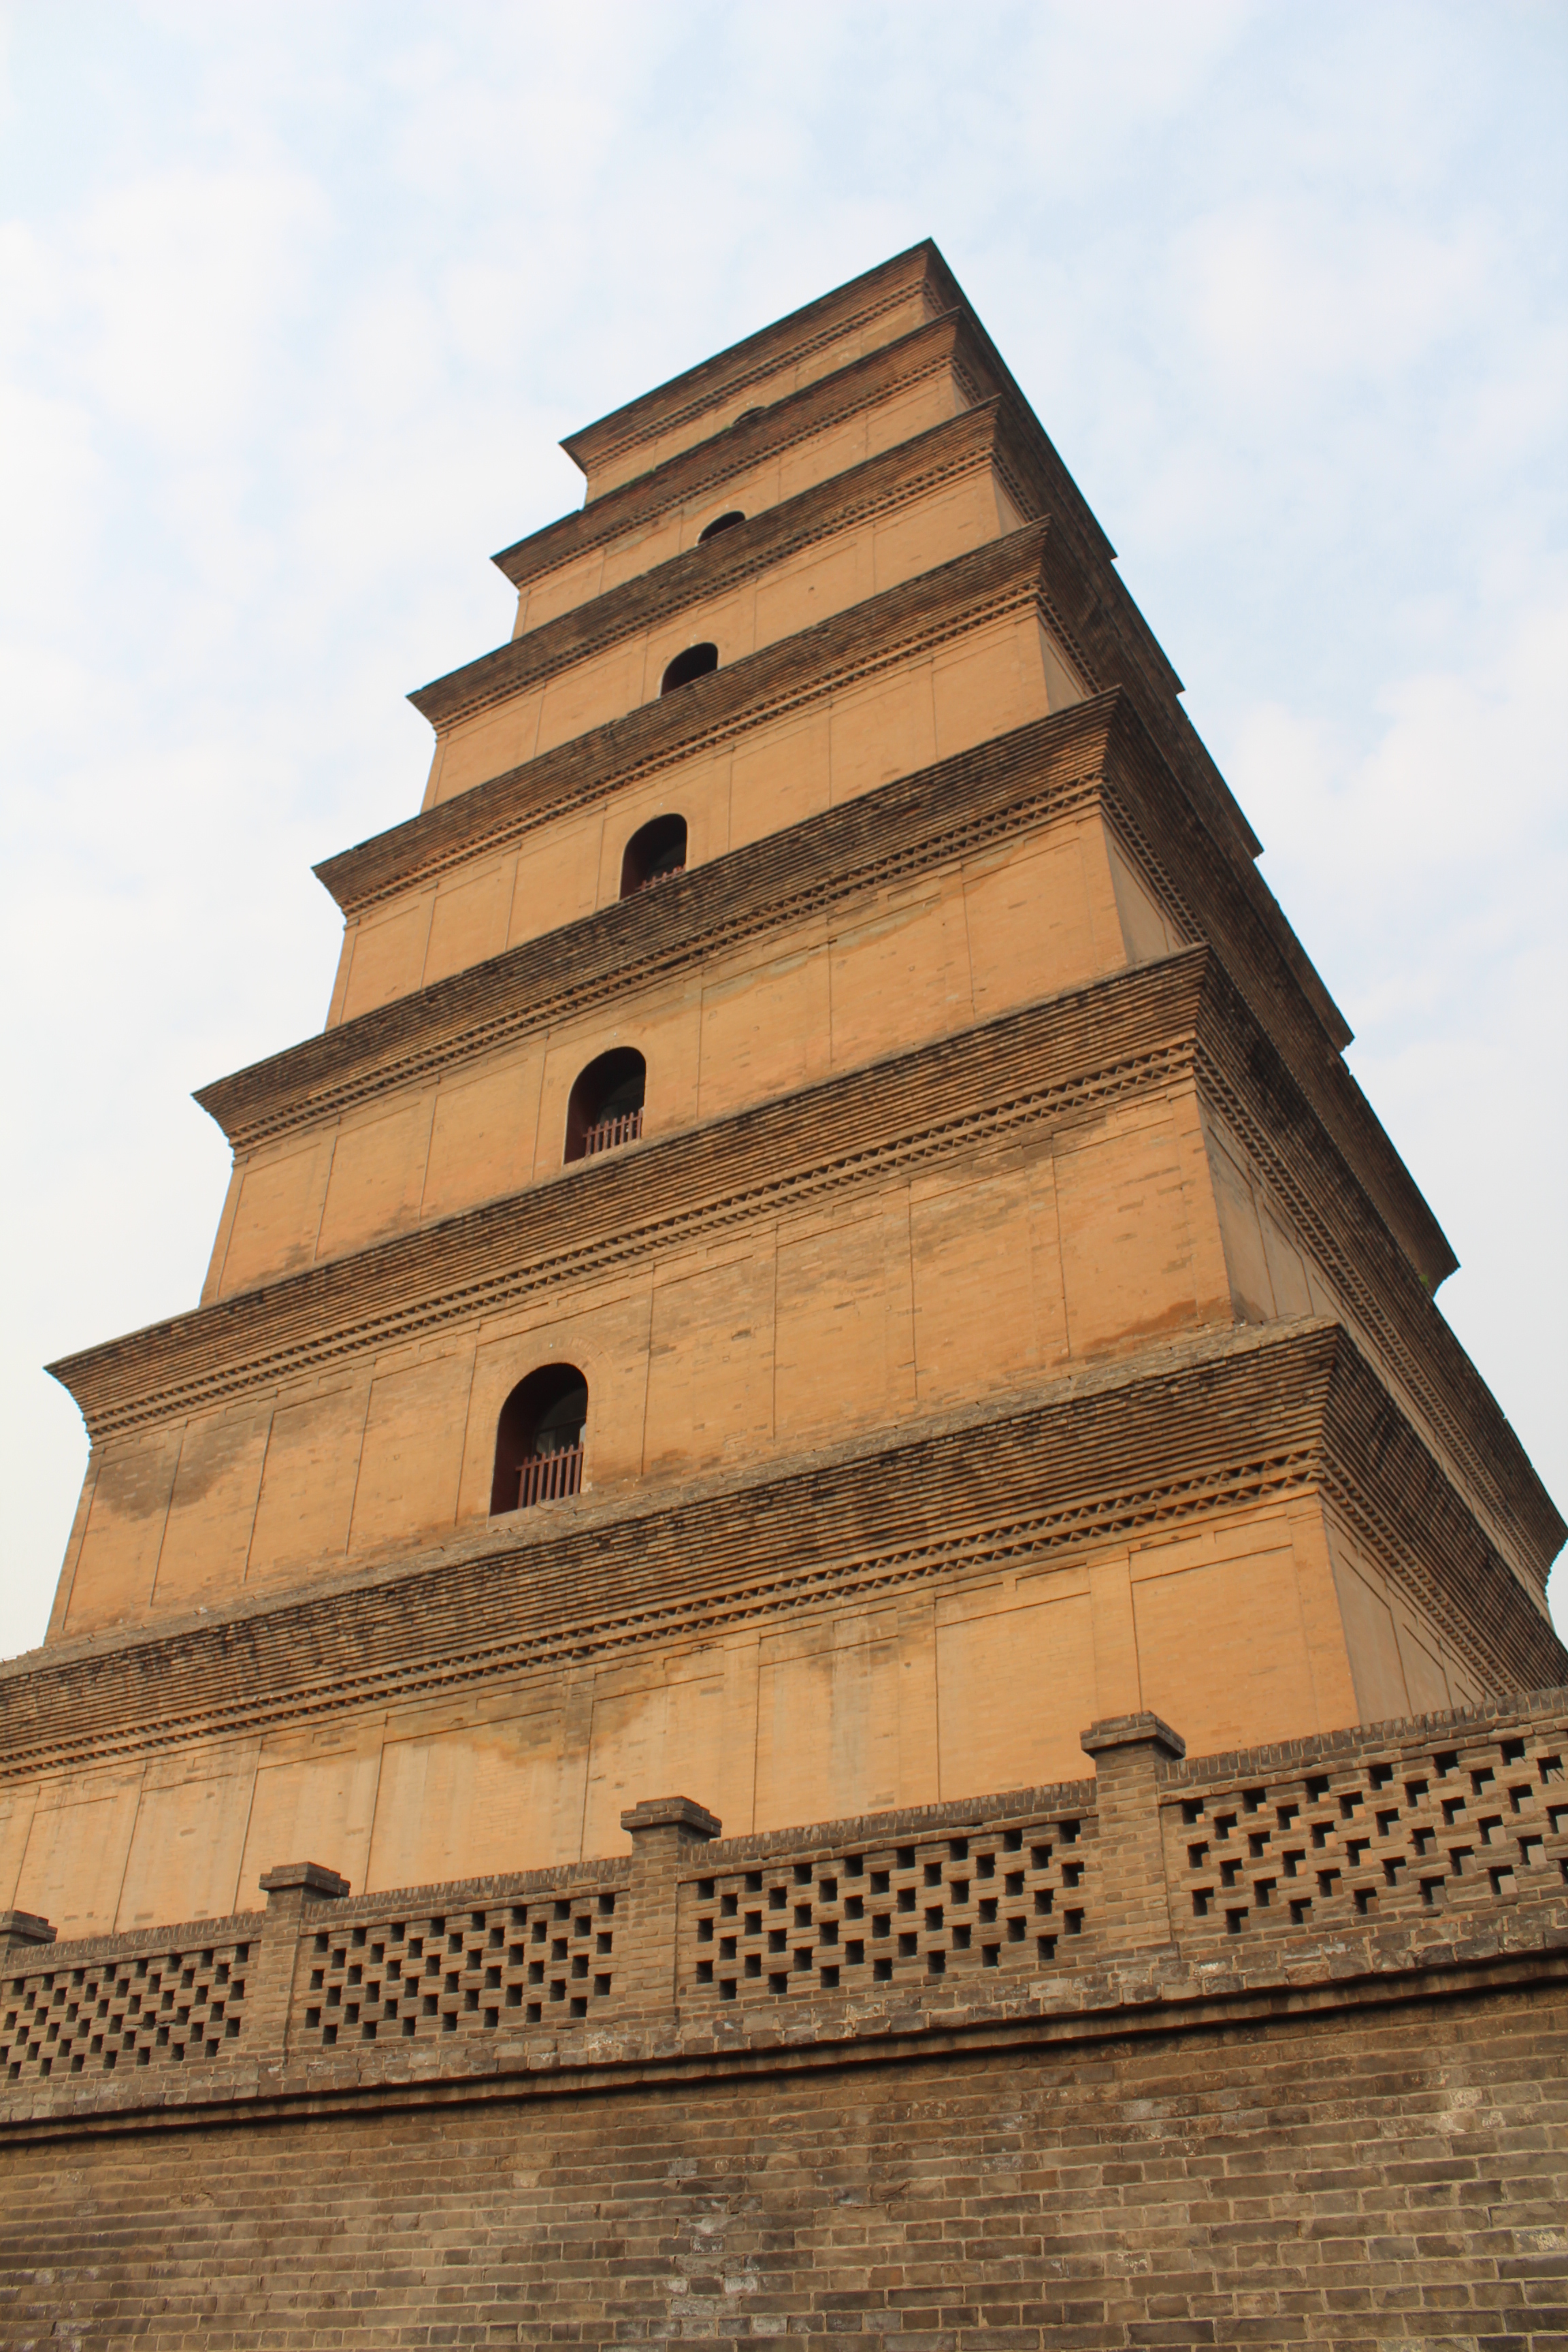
[2,1698,1567,2347]
[3,1978,1565,2349]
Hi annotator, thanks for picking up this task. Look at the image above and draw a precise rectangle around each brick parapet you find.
[249,1863,349,2062]
[0,1910,265,1969]
[1160,1682,1568,1788]
[676,1775,1098,1866]
[3,1691,1566,2142]
[618,1798,723,2013]
[1160,1684,1568,1963]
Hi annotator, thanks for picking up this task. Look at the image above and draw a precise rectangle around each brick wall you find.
[2,1693,1567,2347]
[4,1977,1566,2349]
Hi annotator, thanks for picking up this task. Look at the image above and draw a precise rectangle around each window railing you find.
[516,1445,583,1509]
[582,1108,642,1157]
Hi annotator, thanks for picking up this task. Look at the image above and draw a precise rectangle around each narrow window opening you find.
[491,1364,587,1516]
[619,814,687,899]
[698,511,745,544]
[660,642,717,695]
[565,1047,645,1164]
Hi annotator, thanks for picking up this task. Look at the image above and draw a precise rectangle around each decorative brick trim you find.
[12,1324,1564,1789]
[1192,981,1560,1584]
[416,402,1013,735]
[203,708,1117,1152]
[225,691,1443,1334]
[1094,745,1446,1288]
[316,521,1066,916]
[61,951,1209,1437]
[80,938,1565,1614]
[492,311,983,591]
[561,244,949,483]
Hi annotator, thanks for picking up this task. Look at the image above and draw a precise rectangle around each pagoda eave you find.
[16,1321,1561,1794]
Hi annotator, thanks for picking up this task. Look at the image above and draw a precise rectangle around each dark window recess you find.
[619,815,687,899]
[698,510,745,544]
[660,642,717,694]
[565,1047,645,1164]
[490,1365,587,1516]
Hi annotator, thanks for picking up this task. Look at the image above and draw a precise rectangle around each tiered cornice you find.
[67,945,1563,1593]
[14,1324,1565,1788]
[560,242,958,492]
[493,310,1017,590]
[329,522,1066,904]
[414,401,1032,734]
[66,949,1224,1430]
[232,698,1446,1293]
[338,506,1345,1055]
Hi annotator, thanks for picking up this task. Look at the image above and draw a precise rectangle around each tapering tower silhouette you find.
[18,240,1563,1942]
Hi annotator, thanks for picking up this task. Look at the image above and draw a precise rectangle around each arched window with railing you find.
[660,642,717,694]
[565,1047,645,1163]
[490,1362,587,1514]
[698,510,745,544]
[619,814,687,899]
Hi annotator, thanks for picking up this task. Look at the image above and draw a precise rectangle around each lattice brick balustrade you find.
[1166,1717,1568,1945]
[298,1880,622,2050]
[1,1921,259,2085]
[681,1803,1093,2002]
[3,1693,1567,2124]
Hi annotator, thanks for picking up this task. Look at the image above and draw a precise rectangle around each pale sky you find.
[1,0,1564,1661]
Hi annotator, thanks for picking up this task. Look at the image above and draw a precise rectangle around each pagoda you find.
[7,240,1562,1936]
[5,240,1568,2352]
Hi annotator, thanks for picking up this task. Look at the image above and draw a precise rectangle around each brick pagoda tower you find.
[4,247,1565,2345]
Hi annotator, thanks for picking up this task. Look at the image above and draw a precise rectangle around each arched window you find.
[491,1362,587,1514]
[731,408,762,429]
[619,814,687,898]
[565,1047,645,1163]
[698,510,745,544]
[660,642,717,695]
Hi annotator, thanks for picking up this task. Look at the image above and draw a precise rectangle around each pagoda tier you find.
[9,1322,1564,1936]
